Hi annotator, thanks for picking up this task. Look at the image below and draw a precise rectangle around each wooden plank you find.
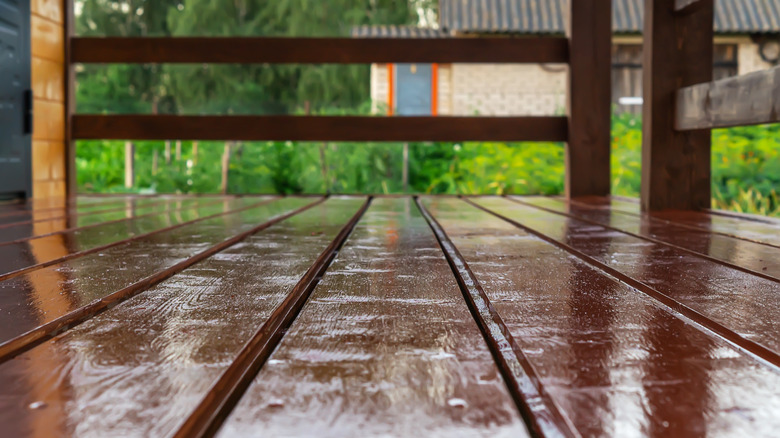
[569,196,780,249]
[0,196,276,281]
[566,0,612,198]
[512,196,780,282]
[65,0,76,199]
[422,196,780,436]
[0,195,181,228]
[0,197,322,360]
[676,66,780,130]
[70,37,569,64]
[467,197,780,366]
[71,115,569,142]
[641,0,714,211]
[215,198,531,437]
[0,198,367,437]
[0,196,233,243]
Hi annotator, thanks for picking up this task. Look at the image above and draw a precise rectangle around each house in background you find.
[354,0,780,116]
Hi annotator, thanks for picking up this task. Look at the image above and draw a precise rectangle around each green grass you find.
[76,114,780,217]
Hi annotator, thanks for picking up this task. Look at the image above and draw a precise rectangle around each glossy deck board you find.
[0,197,274,279]
[423,197,780,437]
[0,197,223,244]
[569,196,780,248]
[220,197,528,438]
[0,195,779,437]
[470,197,780,359]
[0,197,366,438]
[515,196,780,281]
[0,197,316,347]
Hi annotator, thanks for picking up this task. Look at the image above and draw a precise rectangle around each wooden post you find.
[319,143,329,193]
[641,0,713,211]
[221,142,231,194]
[124,141,135,188]
[566,0,612,198]
[165,140,172,164]
[152,149,159,176]
[65,0,77,199]
[175,140,182,161]
[192,141,199,165]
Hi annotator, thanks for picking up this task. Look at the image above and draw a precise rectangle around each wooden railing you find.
[643,0,779,211]
[65,1,612,200]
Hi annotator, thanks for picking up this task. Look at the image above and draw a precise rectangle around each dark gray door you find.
[395,63,432,116]
[0,0,32,199]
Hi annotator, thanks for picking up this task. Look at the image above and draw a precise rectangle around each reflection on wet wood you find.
[569,196,780,249]
[0,197,321,359]
[0,196,277,281]
[1,195,780,437]
[0,197,365,437]
[219,197,529,437]
[469,197,780,364]
[424,197,780,437]
[514,196,780,282]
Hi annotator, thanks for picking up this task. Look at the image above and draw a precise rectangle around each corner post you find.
[566,0,612,198]
[65,0,77,199]
[641,0,713,211]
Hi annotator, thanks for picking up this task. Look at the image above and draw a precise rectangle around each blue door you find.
[0,0,32,199]
[395,63,432,116]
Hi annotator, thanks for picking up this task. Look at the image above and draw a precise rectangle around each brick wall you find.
[30,0,67,199]
[371,63,566,116]
[738,42,776,75]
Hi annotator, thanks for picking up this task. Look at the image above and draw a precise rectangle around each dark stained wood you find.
[0,198,367,437]
[675,0,705,12]
[0,196,213,243]
[570,196,780,249]
[70,37,570,64]
[565,0,612,198]
[215,197,530,437]
[468,197,780,367]
[513,196,780,282]
[423,197,780,437]
[676,66,780,130]
[0,197,323,361]
[0,196,277,281]
[174,197,370,438]
[417,198,575,438]
[641,0,714,211]
[71,115,569,142]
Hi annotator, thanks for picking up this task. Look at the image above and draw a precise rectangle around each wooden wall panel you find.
[30,0,67,199]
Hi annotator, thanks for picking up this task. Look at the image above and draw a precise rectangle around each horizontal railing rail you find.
[72,115,568,142]
[676,65,780,130]
[70,37,569,64]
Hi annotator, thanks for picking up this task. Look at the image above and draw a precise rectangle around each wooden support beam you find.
[566,0,612,198]
[71,115,569,142]
[70,37,569,64]
[641,0,714,211]
[65,0,77,199]
[676,66,780,130]
[124,141,135,189]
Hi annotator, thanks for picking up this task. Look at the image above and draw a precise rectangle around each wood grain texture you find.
[468,197,780,367]
[0,198,367,437]
[425,197,780,437]
[71,115,569,142]
[0,197,276,281]
[676,66,780,130]
[512,196,780,282]
[641,0,714,211]
[566,0,612,198]
[70,37,569,64]
[0,197,321,360]
[570,196,780,249]
[218,197,530,437]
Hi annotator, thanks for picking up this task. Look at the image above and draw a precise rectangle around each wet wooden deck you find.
[1,194,779,437]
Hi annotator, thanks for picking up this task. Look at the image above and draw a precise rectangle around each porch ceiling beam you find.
[71,115,569,143]
[676,65,780,130]
[70,37,569,64]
